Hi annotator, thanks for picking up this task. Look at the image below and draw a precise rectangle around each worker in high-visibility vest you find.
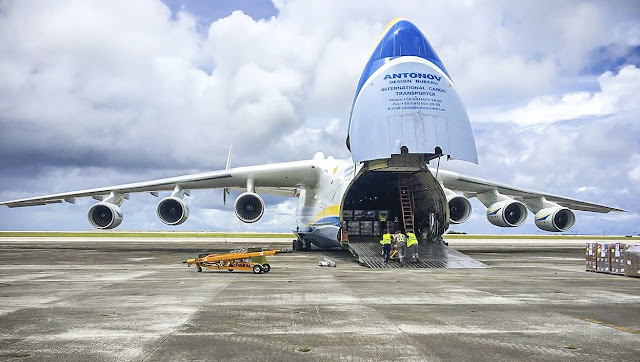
[380,230,392,263]
[407,232,419,263]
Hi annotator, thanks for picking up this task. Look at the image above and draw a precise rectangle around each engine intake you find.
[535,207,575,232]
[88,202,123,229]
[486,200,527,227]
[157,197,189,225]
[234,192,264,223]
[447,195,472,224]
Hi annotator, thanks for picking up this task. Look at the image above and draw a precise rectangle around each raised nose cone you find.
[347,18,478,164]
[354,19,450,102]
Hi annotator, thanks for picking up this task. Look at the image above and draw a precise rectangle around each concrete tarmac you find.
[0,236,639,361]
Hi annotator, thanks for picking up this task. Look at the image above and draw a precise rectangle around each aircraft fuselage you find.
[294,153,448,249]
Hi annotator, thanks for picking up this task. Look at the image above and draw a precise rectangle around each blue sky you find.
[163,0,277,27]
[0,0,638,235]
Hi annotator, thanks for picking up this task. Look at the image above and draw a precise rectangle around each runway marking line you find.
[583,318,640,335]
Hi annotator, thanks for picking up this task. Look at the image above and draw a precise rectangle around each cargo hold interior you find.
[340,169,447,241]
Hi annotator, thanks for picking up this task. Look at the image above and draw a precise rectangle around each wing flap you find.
[6,200,63,208]
[438,170,624,213]
[0,171,233,207]
[1,159,319,208]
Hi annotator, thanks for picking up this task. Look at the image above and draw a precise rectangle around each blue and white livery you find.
[348,18,477,164]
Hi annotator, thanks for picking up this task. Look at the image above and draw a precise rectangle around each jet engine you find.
[486,200,527,227]
[157,197,189,225]
[234,192,264,223]
[535,207,575,232]
[447,195,472,224]
[88,202,123,229]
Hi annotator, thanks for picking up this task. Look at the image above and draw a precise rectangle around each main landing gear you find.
[292,238,311,251]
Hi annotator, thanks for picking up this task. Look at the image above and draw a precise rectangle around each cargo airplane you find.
[0,19,624,250]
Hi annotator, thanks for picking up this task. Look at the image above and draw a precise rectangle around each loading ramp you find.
[344,237,487,269]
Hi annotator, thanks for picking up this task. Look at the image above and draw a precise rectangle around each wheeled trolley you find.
[186,247,292,274]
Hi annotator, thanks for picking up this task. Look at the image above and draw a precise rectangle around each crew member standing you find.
[407,231,419,263]
[396,229,407,264]
[380,229,392,263]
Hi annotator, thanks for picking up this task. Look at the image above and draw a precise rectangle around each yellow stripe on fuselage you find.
[310,204,341,224]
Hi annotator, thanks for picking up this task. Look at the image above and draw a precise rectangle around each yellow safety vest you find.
[380,233,392,245]
[407,233,418,247]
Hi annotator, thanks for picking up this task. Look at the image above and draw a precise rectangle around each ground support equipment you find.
[187,247,292,274]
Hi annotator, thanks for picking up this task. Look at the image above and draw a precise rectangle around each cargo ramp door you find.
[343,238,487,269]
[339,154,486,269]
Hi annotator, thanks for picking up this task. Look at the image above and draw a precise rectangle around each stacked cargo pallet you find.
[596,243,612,273]
[626,244,640,278]
[343,209,390,237]
[610,243,626,276]
[585,243,597,272]
[587,242,640,278]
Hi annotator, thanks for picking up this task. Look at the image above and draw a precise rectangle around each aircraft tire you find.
[293,239,303,251]
[196,266,202,272]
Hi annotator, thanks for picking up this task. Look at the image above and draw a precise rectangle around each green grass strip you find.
[443,234,638,240]
[0,231,636,240]
[0,231,294,238]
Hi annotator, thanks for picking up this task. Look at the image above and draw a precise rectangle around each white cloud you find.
[577,186,597,193]
[629,154,640,186]
[0,0,639,234]
[474,65,640,126]
[194,198,296,232]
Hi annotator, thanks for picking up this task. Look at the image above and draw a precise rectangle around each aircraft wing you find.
[0,160,320,208]
[437,170,625,213]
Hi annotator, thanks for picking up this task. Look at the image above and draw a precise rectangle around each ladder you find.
[398,185,415,233]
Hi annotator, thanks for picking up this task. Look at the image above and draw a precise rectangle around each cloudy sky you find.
[0,0,638,235]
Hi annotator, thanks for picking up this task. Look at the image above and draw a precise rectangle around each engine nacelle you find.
[157,197,189,225]
[447,195,472,224]
[234,192,264,223]
[486,200,527,227]
[88,202,123,229]
[535,207,575,232]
